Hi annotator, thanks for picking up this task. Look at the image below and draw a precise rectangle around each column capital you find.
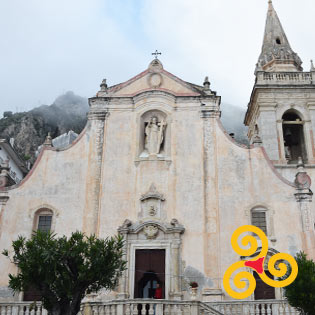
[87,110,109,121]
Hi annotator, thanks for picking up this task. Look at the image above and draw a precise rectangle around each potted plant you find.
[189,282,198,300]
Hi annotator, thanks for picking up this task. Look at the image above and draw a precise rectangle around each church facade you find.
[0,1,314,306]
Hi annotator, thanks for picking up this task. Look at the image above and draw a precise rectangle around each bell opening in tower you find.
[282,111,307,164]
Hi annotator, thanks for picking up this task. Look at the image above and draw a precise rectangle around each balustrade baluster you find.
[125,303,131,315]
[35,304,41,315]
[131,304,138,315]
[182,304,190,315]
[104,305,111,315]
[141,303,146,315]
[147,303,154,315]
[254,303,260,315]
[266,303,271,315]
[164,304,171,315]
[96,305,106,315]
[90,305,96,315]
[279,303,285,315]
[243,303,250,315]
[18,306,23,315]
[170,305,176,315]
[0,305,6,315]
[30,307,36,315]
[248,303,255,315]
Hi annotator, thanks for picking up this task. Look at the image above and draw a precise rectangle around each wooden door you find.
[254,271,276,300]
[134,249,165,299]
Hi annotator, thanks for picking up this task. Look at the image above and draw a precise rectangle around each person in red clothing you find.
[154,283,162,299]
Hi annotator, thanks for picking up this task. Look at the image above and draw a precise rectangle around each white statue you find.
[144,116,166,155]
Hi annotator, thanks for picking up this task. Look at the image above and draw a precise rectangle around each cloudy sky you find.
[0,0,314,115]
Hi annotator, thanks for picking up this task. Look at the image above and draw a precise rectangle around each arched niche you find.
[138,109,170,159]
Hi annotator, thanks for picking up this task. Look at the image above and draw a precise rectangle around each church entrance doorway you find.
[134,249,165,299]
[254,271,276,314]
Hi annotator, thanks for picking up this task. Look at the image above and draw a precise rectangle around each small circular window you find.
[276,38,281,45]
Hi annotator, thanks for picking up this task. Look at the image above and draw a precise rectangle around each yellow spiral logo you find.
[223,225,298,299]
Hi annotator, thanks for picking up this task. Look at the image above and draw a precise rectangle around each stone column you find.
[276,119,286,163]
[82,109,108,236]
[303,120,315,164]
[294,159,315,259]
[200,102,222,299]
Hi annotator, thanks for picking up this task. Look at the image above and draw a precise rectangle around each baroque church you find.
[0,1,314,313]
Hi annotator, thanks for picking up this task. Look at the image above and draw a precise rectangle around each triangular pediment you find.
[107,59,203,97]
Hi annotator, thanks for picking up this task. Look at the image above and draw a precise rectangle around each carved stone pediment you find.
[139,184,165,221]
[118,219,185,239]
[140,183,165,201]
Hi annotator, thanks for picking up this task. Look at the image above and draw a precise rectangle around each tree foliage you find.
[283,251,315,315]
[2,231,126,315]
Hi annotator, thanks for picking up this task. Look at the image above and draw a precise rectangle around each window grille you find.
[38,215,52,232]
[251,211,267,234]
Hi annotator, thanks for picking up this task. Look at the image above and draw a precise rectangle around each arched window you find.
[282,111,307,163]
[251,208,267,235]
[33,208,53,232]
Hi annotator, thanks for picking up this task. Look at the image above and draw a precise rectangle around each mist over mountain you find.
[0,93,248,166]
[0,91,89,163]
[220,103,248,145]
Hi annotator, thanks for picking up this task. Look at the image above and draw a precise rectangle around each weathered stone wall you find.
[0,67,313,302]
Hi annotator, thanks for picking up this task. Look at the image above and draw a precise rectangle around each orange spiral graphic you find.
[223,225,298,299]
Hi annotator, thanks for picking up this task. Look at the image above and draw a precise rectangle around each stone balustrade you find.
[256,71,314,85]
[81,300,222,315]
[0,302,48,315]
[0,300,298,315]
[0,300,221,315]
[210,300,299,315]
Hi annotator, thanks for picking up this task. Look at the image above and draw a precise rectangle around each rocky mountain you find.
[0,93,248,166]
[0,91,89,164]
[220,103,248,145]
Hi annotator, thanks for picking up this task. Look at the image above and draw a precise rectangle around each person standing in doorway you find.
[153,283,162,315]
[154,283,162,299]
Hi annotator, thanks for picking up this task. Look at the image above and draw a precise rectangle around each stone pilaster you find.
[82,109,108,236]
[170,237,182,300]
[294,159,315,258]
[200,103,222,299]
[117,221,130,299]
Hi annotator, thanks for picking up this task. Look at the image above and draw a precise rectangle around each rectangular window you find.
[251,211,267,234]
[38,215,52,232]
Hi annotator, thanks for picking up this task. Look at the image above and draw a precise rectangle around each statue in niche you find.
[144,116,166,155]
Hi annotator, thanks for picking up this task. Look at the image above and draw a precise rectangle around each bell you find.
[284,128,292,137]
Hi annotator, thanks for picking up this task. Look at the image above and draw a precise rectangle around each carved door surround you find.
[118,219,185,300]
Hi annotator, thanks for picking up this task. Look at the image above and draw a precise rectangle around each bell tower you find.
[245,0,315,165]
